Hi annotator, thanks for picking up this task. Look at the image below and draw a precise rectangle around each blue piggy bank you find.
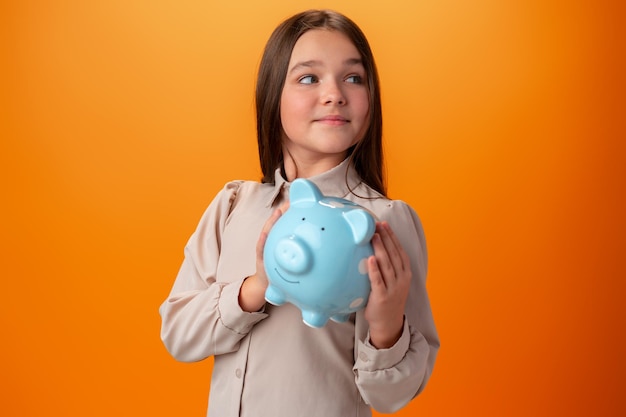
[264,179,375,328]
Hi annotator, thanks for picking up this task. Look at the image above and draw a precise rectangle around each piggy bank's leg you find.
[330,313,351,323]
[265,285,286,306]
[301,310,329,328]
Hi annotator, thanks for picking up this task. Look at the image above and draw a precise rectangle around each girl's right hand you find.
[238,204,288,312]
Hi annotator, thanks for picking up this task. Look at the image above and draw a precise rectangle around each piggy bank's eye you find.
[321,227,325,231]
[301,217,306,221]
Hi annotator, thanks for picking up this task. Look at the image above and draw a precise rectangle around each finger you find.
[256,227,269,259]
[377,222,408,274]
[379,223,412,290]
[371,232,396,288]
[367,254,386,291]
[258,208,283,258]
[382,222,409,264]
[262,208,283,234]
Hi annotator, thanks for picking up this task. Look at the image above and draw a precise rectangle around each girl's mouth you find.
[316,115,348,125]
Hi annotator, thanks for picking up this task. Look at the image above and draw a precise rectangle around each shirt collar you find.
[265,158,362,207]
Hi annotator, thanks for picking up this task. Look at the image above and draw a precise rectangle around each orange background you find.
[2,0,624,415]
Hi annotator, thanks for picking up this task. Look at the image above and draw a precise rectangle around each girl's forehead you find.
[289,29,361,64]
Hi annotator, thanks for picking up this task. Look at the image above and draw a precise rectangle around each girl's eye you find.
[298,75,318,84]
[345,75,364,84]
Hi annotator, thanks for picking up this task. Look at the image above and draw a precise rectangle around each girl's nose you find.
[322,81,346,105]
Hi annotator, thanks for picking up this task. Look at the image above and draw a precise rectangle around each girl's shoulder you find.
[217,179,274,196]
[350,184,419,220]
[350,185,424,238]
[197,179,276,227]
[215,179,277,210]
[364,197,421,224]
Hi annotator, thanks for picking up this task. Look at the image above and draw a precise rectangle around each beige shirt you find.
[159,159,439,417]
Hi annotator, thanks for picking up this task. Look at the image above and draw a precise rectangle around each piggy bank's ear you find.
[289,179,323,205]
[343,209,376,245]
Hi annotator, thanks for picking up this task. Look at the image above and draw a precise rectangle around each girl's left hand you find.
[364,221,412,349]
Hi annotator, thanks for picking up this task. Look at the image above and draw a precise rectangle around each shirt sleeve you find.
[159,181,268,362]
[353,201,439,413]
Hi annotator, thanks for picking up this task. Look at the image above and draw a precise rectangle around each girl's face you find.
[280,29,370,167]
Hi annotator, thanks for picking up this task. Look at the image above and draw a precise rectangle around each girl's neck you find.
[282,150,347,181]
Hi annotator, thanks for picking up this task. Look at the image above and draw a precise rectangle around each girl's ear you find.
[289,179,323,205]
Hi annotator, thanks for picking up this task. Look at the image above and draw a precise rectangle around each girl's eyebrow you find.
[288,58,364,74]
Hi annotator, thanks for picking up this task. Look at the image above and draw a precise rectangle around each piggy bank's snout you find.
[275,237,311,274]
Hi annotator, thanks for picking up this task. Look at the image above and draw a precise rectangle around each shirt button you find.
[359,352,369,362]
[235,368,243,378]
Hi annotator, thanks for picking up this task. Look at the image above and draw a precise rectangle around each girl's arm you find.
[159,182,270,362]
[353,202,439,413]
[238,207,285,312]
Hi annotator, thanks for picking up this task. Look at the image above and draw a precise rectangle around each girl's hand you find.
[364,221,412,349]
[238,203,289,312]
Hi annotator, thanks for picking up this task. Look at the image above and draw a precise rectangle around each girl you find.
[160,9,439,417]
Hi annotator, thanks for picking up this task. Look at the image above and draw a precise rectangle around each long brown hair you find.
[255,9,386,196]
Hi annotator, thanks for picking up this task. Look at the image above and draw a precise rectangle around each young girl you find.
[160,9,439,417]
